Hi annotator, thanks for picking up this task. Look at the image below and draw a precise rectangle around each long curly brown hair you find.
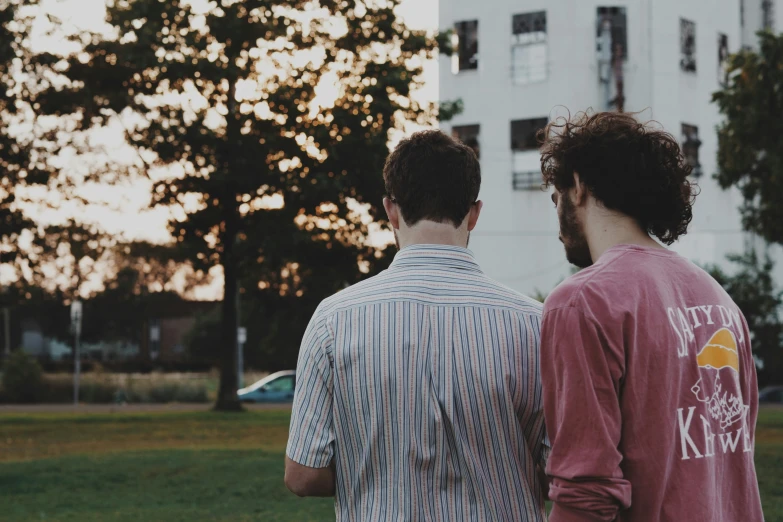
[538,111,698,245]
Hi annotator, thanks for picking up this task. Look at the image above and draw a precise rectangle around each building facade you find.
[440,0,783,296]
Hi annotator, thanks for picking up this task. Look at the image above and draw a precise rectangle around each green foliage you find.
[0,2,115,303]
[37,0,441,408]
[438,99,464,122]
[136,382,209,404]
[706,251,783,386]
[0,0,39,272]
[1,350,44,403]
[184,307,222,361]
[243,293,318,371]
[713,32,783,245]
[530,289,547,303]
[0,372,212,404]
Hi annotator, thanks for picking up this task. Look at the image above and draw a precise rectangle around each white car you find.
[237,370,296,403]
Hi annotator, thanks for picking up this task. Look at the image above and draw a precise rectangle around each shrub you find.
[1,350,44,403]
[118,374,210,404]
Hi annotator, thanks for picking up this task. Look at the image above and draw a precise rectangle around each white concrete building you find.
[439,0,783,296]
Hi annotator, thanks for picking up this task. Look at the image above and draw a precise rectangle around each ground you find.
[1,406,781,521]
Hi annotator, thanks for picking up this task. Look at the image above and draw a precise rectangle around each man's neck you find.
[585,215,665,262]
[397,221,468,250]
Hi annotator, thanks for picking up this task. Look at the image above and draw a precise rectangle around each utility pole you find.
[3,306,9,357]
[1,286,9,358]
[236,277,245,390]
[71,300,83,405]
[237,326,246,389]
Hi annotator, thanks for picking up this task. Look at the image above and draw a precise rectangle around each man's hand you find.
[284,456,336,497]
[537,462,550,500]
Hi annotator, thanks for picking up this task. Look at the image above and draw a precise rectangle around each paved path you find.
[0,403,292,414]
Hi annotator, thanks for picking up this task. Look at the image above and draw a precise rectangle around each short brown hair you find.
[539,111,697,245]
[383,130,481,227]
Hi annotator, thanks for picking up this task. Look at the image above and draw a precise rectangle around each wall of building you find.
[439,0,775,296]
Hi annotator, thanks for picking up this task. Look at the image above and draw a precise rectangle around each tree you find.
[706,252,783,387]
[0,0,38,275]
[713,31,783,245]
[41,0,442,410]
[0,1,115,357]
[712,31,783,386]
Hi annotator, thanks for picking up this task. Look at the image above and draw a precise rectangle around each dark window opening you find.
[680,19,697,73]
[681,124,702,177]
[455,20,479,72]
[452,124,480,158]
[596,7,628,59]
[740,0,745,28]
[718,33,729,86]
[511,118,548,152]
[763,0,775,30]
[513,11,547,42]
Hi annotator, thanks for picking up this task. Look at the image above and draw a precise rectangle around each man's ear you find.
[383,197,400,230]
[466,200,483,232]
[573,172,588,207]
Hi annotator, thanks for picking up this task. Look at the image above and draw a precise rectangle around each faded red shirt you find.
[541,245,763,522]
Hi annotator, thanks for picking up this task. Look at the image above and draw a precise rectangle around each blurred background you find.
[1,0,782,520]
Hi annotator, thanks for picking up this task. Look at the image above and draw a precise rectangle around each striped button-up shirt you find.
[287,245,548,521]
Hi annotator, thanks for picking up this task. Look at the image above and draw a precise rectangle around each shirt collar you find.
[389,244,483,273]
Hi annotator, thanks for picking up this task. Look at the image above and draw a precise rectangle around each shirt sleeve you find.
[286,306,335,468]
[540,305,632,522]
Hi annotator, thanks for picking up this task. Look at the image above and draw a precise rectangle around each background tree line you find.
[1,0,780,409]
[0,0,453,410]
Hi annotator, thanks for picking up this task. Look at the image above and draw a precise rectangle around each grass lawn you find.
[1,407,781,521]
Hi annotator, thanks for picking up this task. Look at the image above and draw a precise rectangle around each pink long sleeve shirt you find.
[541,245,764,522]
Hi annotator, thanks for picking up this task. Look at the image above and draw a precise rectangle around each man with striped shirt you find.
[285,130,549,521]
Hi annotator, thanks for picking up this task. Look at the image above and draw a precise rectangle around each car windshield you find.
[265,376,294,393]
[245,373,290,391]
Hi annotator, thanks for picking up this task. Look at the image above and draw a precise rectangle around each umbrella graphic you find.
[691,328,747,430]
[696,328,739,373]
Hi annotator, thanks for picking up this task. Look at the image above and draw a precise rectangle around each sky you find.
[22,0,439,297]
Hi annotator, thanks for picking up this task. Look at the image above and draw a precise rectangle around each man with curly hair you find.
[538,112,763,522]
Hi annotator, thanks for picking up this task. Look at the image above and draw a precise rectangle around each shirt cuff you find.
[550,503,616,522]
[286,447,333,469]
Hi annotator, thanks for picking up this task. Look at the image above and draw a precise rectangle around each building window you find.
[512,171,542,191]
[452,124,480,158]
[762,0,775,30]
[511,118,547,191]
[680,19,697,73]
[681,124,702,177]
[596,7,628,59]
[511,11,547,85]
[718,33,729,85]
[740,0,745,28]
[453,20,478,73]
[511,118,548,152]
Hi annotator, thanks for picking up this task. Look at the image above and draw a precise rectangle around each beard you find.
[558,194,593,268]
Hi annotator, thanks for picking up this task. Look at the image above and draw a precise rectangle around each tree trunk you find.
[214,227,243,412]
[214,74,243,412]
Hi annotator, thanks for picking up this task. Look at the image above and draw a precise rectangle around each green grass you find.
[0,407,781,521]
[1,450,332,521]
[757,407,783,521]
